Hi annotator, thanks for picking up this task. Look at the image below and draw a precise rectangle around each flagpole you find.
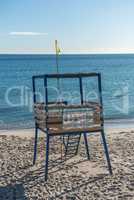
[55,40,59,74]
[55,40,63,160]
[55,40,60,90]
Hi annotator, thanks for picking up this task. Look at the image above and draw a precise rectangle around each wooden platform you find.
[39,126,102,136]
[34,102,102,136]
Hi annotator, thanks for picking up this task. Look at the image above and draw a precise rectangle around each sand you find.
[0,127,134,199]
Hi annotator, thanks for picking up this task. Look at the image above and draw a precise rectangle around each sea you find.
[0,54,134,129]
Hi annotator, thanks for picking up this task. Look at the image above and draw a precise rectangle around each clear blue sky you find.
[0,0,134,53]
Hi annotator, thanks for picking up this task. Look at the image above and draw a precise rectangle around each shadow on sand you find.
[0,157,108,199]
[0,183,27,200]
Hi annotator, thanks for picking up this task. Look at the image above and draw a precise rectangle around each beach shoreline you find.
[1,120,134,137]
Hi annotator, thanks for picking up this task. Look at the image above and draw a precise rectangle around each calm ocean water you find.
[0,54,134,129]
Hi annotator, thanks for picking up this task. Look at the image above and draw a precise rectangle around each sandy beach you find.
[2,0,134,199]
[0,126,134,200]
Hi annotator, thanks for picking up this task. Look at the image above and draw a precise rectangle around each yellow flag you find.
[55,40,61,55]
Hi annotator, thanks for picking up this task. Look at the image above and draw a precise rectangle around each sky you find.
[0,0,134,54]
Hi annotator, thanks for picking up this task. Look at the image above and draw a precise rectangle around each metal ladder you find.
[63,134,81,158]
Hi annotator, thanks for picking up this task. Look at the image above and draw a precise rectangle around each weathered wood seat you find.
[34,102,102,135]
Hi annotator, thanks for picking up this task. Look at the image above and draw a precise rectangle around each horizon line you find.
[1,52,134,55]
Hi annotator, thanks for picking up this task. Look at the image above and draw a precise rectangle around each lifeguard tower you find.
[32,73,112,181]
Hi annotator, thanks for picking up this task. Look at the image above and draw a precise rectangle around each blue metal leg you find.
[84,133,90,160]
[33,127,38,165]
[101,130,113,175]
[75,134,81,155]
[45,134,50,181]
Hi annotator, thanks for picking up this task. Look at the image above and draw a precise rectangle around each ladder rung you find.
[67,141,80,145]
[66,147,77,152]
[63,134,81,157]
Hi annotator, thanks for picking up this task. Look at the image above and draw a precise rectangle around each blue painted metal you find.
[101,130,113,175]
[79,77,90,160]
[75,134,81,155]
[44,76,50,181]
[79,77,84,104]
[33,72,99,79]
[44,76,48,105]
[98,74,112,175]
[45,134,50,181]
[33,127,38,165]
[83,133,90,160]
[32,77,38,165]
